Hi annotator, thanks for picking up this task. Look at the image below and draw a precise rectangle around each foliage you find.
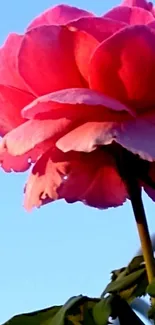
[4,255,152,325]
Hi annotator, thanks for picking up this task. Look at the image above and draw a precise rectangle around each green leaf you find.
[45,296,84,325]
[83,308,96,325]
[126,255,144,274]
[66,297,99,325]
[3,296,84,325]
[104,268,145,294]
[93,297,113,325]
[102,255,147,303]
[3,296,99,325]
[127,273,148,302]
[3,306,61,325]
[110,267,126,282]
[146,278,155,297]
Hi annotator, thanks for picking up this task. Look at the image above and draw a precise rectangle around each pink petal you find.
[0,118,72,156]
[18,26,97,95]
[113,113,155,161]
[147,20,155,29]
[59,151,98,203]
[0,151,32,172]
[56,121,118,153]
[59,149,128,209]
[24,148,73,210]
[73,30,98,82]
[143,162,155,200]
[57,113,155,161]
[0,85,34,136]
[24,148,127,210]
[0,139,56,173]
[0,34,32,92]
[27,4,94,31]
[22,88,133,121]
[121,0,153,11]
[90,25,155,111]
[69,17,127,42]
[82,151,128,209]
[103,6,154,25]
[144,185,155,201]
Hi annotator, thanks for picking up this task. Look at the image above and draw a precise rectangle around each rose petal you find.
[82,152,128,209]
[18,25,97,95]
[147,20,155,29]
[57,113,155,161]
[0,118,72,156]
[0,151,31,172]
[59,149,128,209]
[0,140,56,173]
[90,25,155,111]
[24,148,127,210]
[0,34,32,92]
[143,162,155,200]
[103,6,154,25]
[24,148,73,210]
[0,85,34,135]
[152,6,155,17]
[144,185,155,201]
[22,88,133,121]
[27,4,94,31]
[121,0,153,11]
[73,30,98,82]
[59,152,97,203]
[114,114,155,161]
[69,17,127,42]
[56,121,118,153]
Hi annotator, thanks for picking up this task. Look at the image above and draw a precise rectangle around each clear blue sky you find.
[0,0,155,324]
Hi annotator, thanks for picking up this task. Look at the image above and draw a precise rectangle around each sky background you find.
[0,0,155,324]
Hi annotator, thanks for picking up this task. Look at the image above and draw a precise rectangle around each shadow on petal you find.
[24,148,128,211]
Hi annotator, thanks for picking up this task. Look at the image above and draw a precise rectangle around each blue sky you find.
[0,0,155,324]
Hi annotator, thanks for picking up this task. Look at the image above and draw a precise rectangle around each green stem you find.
[114,145,155,309]
[126,175,155,321]
[114,145,155,287]
[127,179,155,285]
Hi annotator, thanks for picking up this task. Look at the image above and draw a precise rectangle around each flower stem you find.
[114,145,155,306]
[126,177,155,285]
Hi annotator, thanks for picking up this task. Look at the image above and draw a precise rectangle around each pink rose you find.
[0,0,155,210]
